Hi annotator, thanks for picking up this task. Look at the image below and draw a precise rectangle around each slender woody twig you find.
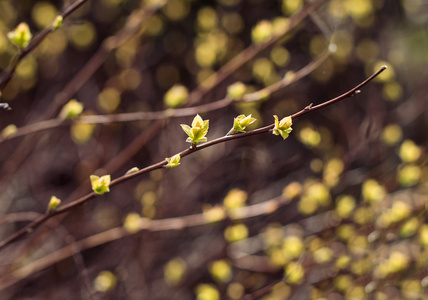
[3,0,325,270]
[185,0,326,106]
[0,49,329,143]
[0,0,90,92]
[0,66,387,251]
[0,193,291,290]
[9,182,421,292]
[0,0,327,144]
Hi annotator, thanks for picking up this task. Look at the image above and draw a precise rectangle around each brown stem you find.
[0,0,90,92]
[0,66,387,252]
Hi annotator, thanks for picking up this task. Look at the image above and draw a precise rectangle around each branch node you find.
[304,103,313,110]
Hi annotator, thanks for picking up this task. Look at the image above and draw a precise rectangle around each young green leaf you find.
[59,99,84,119]
[125,167,139,175]
[227,114,256,135]
[52,15,63,30]
[90,175,111,195]
[7,22,32,48]
[165,154,181,168]
[180,114,209,147]
[47,196,61,212]
[272,115,292,140]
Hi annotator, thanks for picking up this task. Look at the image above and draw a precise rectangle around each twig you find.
[79,49,330,124]
[0,49,329,144]
[0,66,387,252]
[0,1,328,144]
[186,0,326,106]
[0,0,90,92]
[0,193,292,290]
[0,1,165,193]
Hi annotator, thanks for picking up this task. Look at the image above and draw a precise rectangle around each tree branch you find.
[0,0,90,92]
[0,66,387,251]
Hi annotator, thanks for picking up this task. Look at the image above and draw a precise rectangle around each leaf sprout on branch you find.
[0,66,387,251]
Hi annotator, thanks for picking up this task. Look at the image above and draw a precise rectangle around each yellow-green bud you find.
[164,84,188,108]
[8,22,32,48]
[59,99,84,119]
[272,115,293,140]
[125,167,139,175]
[47,196,61,212]
[180,114,209,146]
[228,114,256,135]
[227,82,247,100]
[251,20,273,44]
[52,15,63,30]
[1,124,17,139]
[165,154,181,168]
[90,175,111,195]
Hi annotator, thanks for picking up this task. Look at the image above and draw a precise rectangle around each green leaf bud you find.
[1,124,17,139]
[272,115,292,140]
[94,271,116,292]
[209,260,232,283]
[47,196,61,212]
[195,284,220,300]
[52,15,63,30]
[226,82,247,100]
[90,175,111,195]
[228,114,256,135]
[164,257,187,286]
[125,167,139,175]
[59,99,84,119]
[123,212,143,233]
[164,84,188,108]
[399,140,422,163]
[285,262,304,284]
[165,154,181,168]
[180,114,209,146]
[7,22,32,48]
[251,20,273,44]
[224,224,248,242]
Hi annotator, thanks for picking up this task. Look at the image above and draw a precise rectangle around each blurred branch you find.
[0,0,90,93]
[0,0,328,143]
[186,0,327,106]
[0,212,97,298]
[48,223,97,299]
[0,193,293,290]
[81,49,330,124]
[0,1,166,194]
[0,66,386,252]
[41,1,166,121]
[0,49,329,143]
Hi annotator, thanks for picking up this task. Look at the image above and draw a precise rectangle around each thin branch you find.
[80,49,330,124]
[185,0,326,106]
[0,193,292,290]
[0,49,329,143]
[0,0,90,92]
[0,1,328,145]
[191,66,387,151]
[0,119,67,143]
[47,222,98,299]
[0,66,387,252]
[0,1,165,194]
[41,2,165,122]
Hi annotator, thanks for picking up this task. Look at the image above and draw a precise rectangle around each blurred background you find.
[0,0,428,299]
